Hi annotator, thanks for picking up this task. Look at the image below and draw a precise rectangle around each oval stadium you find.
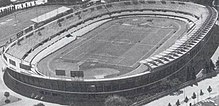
[1,0,219,106]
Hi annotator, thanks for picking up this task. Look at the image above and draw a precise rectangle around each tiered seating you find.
[140,5,217,69]
[77,9,92,21]
[80,5,110,21]
[106,2,124,12]
[104,1,206,19]
[93,5,109,16]
[179,3,206,17]
[6,0,209,61]
[65,15,81,30]
[7,33,37,58]
[7,20,64,58]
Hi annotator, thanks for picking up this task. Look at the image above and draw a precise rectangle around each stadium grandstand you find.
[0,0,218,106]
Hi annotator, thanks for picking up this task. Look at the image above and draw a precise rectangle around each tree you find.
[184,96,189,103]
[176,99,180,106]
[200,89,204,96]
[207,86,212,93]
[168,103,172,106]
[192,92,196,100]
[189,103,192,106]
[34,103,45,106]
[34,1,37,6]
[4,92,10,103]
[4,92,10,98]
[104,95,131,106]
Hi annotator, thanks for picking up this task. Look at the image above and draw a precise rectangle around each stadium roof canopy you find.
[31,6,71,23]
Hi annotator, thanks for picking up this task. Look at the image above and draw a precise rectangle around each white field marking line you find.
[105,57,130,67]
[88,53,122,62]
[112,28,159,67]
[92,48,131,67]
[98,39,134,45]
[114,53,133,66]
[91,53,123,60]
[86,57,108,63]
[85,53,128,67]
[62,40,124,64]
[117,57,126,64]
[61,37,88,58]
[135,43,155,47]
[61,24,116,57]
[133,21,182,66]
[97,57,129,67]
[110,35,153,66]
[118,43,155,67]
[74,52,86,60]
[94,39,135,66]
[132,29,175,66]
[112,39,132,44]
[60,37,86,56]
[95,52,129,67]
[150,21,184,56]
[140,28,175,59]
[108,58,125,66]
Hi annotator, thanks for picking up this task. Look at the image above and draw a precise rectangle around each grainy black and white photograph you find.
[0,0,218,106]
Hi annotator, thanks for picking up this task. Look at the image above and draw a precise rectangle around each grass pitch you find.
[43,16,187,79]
[61,17,176,67]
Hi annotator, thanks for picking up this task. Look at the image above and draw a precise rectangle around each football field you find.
[60,17,185,66]
[38,16,188,78]
[62,17,175,67]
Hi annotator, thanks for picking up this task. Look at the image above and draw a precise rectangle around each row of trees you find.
[103,58,218,106]
[103,85,212,106]
[3,91,45,106]
[168,86,213,106]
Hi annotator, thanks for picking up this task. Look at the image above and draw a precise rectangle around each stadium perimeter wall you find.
[1,1,219,105]
[3,25,219,106]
